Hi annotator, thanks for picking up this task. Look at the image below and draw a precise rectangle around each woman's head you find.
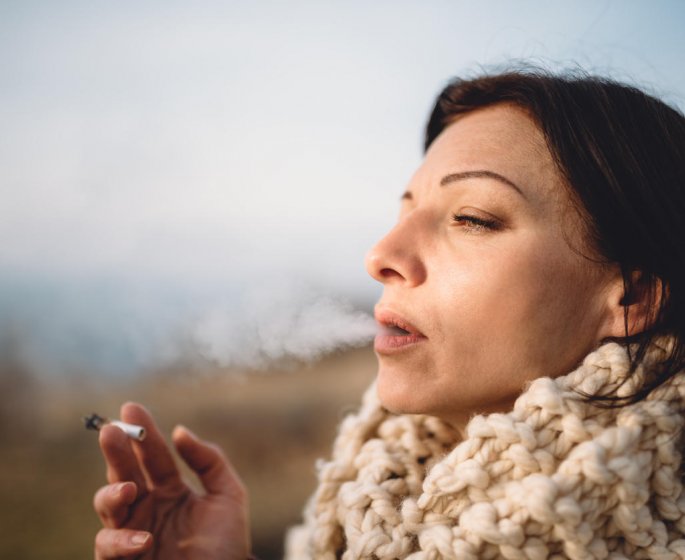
[366,69,685,424]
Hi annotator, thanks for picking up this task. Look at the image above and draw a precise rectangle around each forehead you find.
[419,104,563,202]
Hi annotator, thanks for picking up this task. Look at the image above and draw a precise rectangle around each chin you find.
[375,364,429,415]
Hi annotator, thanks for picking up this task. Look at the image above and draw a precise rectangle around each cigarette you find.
[83,413,146,441]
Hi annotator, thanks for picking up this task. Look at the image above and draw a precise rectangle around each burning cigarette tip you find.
[83,412,146,441]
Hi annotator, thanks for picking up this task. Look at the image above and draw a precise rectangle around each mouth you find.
[374,309,427,354]
[381,324,413,336]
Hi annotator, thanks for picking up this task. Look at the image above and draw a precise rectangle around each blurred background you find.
[1,0,684,557]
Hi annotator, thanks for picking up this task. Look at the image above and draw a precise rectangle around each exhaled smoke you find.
[192,287,377,370]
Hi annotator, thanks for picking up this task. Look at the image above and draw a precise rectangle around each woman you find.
[93,69,685,559]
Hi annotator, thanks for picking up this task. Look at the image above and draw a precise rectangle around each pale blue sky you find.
[2,0,684,374]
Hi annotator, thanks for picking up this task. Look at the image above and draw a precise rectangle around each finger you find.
[93,482,138,528]
[120,402,183,490]
[173,425,246,501]
[94,528,152,560]
[99,424,147,491]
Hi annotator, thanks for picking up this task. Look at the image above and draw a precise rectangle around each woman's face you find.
[366,104,621,427]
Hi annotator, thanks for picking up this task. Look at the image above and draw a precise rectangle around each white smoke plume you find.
[192,286,377,370]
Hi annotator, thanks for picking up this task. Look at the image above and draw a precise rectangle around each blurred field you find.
[0,345,377,559]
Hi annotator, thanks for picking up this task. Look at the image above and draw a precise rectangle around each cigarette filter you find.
[83,412,146,441]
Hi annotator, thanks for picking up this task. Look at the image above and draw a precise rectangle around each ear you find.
[601,270,662,339]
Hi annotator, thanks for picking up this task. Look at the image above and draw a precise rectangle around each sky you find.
[2,0,684,375]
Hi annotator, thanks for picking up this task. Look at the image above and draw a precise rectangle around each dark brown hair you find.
[425,69,685,404]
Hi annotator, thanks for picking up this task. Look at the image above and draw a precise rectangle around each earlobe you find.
[602,270,662,339]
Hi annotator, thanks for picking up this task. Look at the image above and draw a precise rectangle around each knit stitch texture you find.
[285,342,685,559]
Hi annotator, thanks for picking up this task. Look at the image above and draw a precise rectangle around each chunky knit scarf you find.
[285,342,685,559]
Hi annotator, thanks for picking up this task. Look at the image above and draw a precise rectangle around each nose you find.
[365,215,427,287]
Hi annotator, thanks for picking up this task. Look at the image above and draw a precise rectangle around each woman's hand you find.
[93,402,250,559]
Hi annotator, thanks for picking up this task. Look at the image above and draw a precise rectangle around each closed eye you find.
[451,214,501,232]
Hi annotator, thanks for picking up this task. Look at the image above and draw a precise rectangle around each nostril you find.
[380,268,403,280]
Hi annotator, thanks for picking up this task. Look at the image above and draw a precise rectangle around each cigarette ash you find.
[192,288,376,370]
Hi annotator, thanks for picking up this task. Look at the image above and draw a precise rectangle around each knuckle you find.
[94,528,112,553]
[93,485,110,512]
[94,484,132,527]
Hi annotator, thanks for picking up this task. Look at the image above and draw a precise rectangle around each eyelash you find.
[451,214,501,232]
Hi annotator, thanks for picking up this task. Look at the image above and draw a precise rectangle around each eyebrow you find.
[439,170,526,198]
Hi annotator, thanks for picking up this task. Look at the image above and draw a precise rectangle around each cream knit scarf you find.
[285,342,685,559]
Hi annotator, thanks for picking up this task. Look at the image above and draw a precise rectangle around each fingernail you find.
[131,533,150,546]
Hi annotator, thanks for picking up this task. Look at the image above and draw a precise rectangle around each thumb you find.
[172,426,246,502]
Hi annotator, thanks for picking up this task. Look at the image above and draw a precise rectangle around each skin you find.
[93,403,250,559]
[93,102,633,557]
[366,103,627,429]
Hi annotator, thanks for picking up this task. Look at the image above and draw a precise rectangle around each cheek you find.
[429,247,522,342]
[514,240,608,328]
[431,239,605,375]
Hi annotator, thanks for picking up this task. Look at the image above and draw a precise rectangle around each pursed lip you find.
[374,307,427,354]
